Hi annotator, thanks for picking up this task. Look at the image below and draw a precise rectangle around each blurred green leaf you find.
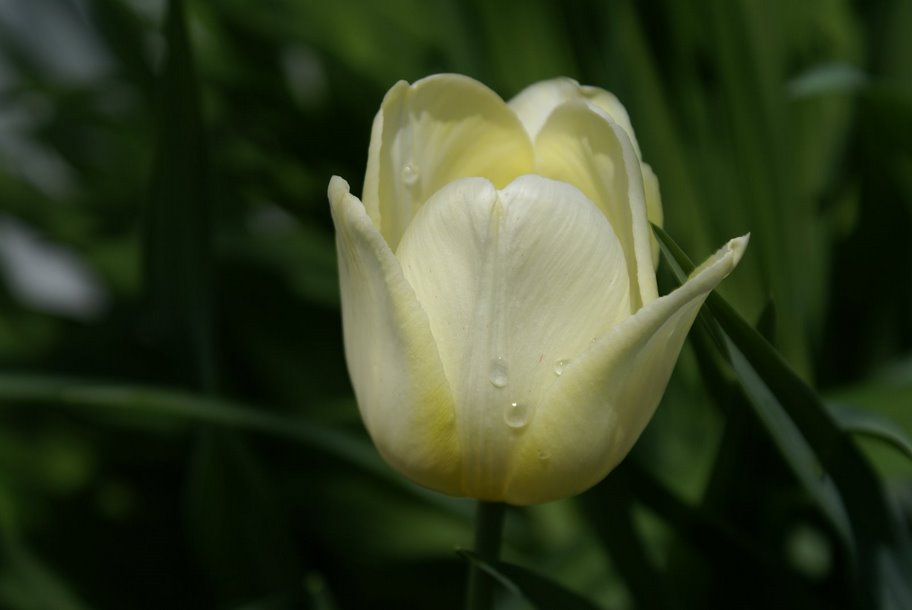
[458,551,604,610]
[220,220,339,307]
[88,0,156,98]
[755,298,778,345]
[655,224,912,609]
[629,447,824,607]
[788,63,868,98]
[0,543,92,610]
[726,340,851,540]
[143,0,214,390]
[187,431,307,608]
[0,373,468,517]
[578,469,679,610]
[0,486,91,610]
[826,361,912,475]
[469,0,578,94]
[828,402,912,462]
[0,373,379,475]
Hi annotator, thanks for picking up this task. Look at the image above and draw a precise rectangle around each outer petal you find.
[504,235,749,505]
[508,77,643,158]
[363,74,533,251]
[534,101,658,309]
[396,175,631,500]
[328,176,461,492]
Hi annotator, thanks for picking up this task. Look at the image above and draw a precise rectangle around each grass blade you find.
[654,224,912,609]
[458,551,604,610]
[143,0,214,390]
[827,402,912,462]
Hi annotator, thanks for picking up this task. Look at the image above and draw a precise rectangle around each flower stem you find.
[465,501,506,610]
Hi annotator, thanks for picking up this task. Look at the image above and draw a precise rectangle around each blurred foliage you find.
[0,0,910,608]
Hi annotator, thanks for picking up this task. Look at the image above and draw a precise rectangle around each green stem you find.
[465,501,506,610]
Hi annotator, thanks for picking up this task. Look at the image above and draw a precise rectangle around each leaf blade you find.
[654,225,912,609]
[458,551,605,610]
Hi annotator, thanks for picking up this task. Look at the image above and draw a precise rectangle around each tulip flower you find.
[329,74,747,505]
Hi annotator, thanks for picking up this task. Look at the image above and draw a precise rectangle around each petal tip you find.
[686,233,750,284]
[328,176,371,231]
[328,175,350,203]
[725,233,750,268]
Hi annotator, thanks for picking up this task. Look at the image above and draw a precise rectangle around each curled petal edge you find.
[503,235,749,505]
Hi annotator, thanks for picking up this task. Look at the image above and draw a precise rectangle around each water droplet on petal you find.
[504,401,528,429]
[489,357,508,388]
[401,163,419,185]
[553,359,569,376]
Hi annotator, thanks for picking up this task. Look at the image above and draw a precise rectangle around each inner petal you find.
[396,175,630,499]
[534,101,658,309]
[508,77,643,158]
[364,75,534,251]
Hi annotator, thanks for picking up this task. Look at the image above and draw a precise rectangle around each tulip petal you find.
[396,175,631,499]
[643,163,663,269]
[534,101,658,309]
[363,74,534,251]
[328,176,461,493]
[508,77,643,158]
[504,235,749,505]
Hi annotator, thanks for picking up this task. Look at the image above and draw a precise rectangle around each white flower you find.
[329,74,747,504]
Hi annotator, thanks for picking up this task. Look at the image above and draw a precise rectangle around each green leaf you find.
[0,544,92,610]
[578,468,680,610]
[825,361,912,474]
[0,486,91,610]
[654,225,912,609]
[469,0,578,94]
[725,340,851,540]
[458,551,605,610]
[755,298,778,345]
[143,0,215,390]
[88,0,156,98]
[0,373,464,516]
[619,459,804,583]
[788,63,868,99]
[827,402,912,462]
[0,373,377,473]
[187,431,307,607]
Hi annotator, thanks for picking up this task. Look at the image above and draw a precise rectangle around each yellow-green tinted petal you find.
[508,78,581,139]
[580,85,642,159]
[643,163,663,269]
[396,175,630,500]
[363,74,533,251]
[504,236,749,505]
[328,176,461,493]
[508,77,642,158]
[534,101,658,309]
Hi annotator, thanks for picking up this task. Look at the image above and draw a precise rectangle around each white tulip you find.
[329,74,747,504]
